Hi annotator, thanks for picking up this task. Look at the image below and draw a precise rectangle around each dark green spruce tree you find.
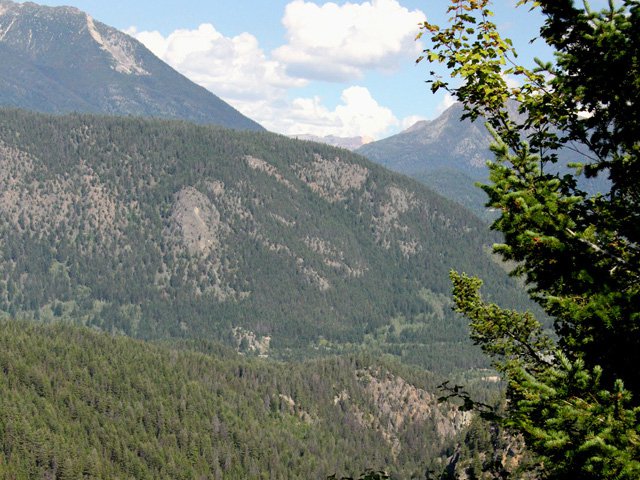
[419,0,640,478]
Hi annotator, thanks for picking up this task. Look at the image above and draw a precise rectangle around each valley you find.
[0,0,557,477]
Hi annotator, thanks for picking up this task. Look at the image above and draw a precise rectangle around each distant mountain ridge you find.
[0,0,262,130]
[357,102,609,218]
[356,103,495,217]
[290,133,374,151]
[358,103,490,177]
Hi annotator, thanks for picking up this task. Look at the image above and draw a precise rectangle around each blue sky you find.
[23,0,558,139]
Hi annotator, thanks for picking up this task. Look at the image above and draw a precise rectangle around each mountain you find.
[290,133,374,151]
[356,103,495,217]
[0,0,262,131]
[357,102,609,218]
[0,320,476,478]
[358,103,490,178]
[0,108,537,375]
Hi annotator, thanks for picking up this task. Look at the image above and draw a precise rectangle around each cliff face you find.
[353,368,472,459]
[439,417,541,480]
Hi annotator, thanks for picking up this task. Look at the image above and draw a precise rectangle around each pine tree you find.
[420,0,640,477]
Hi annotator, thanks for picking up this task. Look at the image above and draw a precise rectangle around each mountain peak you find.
[0,1,84,24]
[0,0,263,130]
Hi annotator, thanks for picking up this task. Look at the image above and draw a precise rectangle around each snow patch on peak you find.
[86,14,148,76]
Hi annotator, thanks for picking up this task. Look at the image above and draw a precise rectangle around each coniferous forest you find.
[6,0,635,476]
[0,320,490,479]
[0,108,538,376]
[0,107,535,478]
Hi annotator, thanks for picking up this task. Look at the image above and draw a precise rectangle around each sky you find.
[20,0,559,140]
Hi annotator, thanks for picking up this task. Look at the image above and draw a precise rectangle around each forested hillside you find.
[0,108,536,374]
[0,321,476,479]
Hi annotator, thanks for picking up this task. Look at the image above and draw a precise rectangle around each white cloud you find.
[435,93,456,115]
[264,86,399,139]
[501,72,521,90]
[125,3,423,140]
[127,24,306,103]
[273,0,426,82]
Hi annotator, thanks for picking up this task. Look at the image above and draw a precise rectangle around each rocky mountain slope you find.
[0,108,535,375]
[357,102,608,218]
[0,0,262,131]
[358,103,490,178]
[356,103,498,218]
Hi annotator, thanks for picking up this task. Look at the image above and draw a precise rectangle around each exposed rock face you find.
[233,326,271,356]
[0,141,123,238]
[304,236,367,278]
[85,14,148,76]
[358,368,471,438]
[163,184,254,301]
[335,368,472,459]
[244,155,297,191]
[169,187,227,256]
[295,154,369,202]
[371,185,421,254]
[442,426,539,479]
[298,262,331,291]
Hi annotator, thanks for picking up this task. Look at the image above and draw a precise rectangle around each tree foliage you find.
[0,108,537,375]
[0,320,461,479]
[419,0,640,477]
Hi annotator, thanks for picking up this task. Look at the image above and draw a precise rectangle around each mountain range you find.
[0,0,262,131]
[0,107,540,376]
[290,133,374,151]
[0,2,550,476]
[357,103,493,218]
[357,102,610,218]
[358,103,490,178]
[0,0,544,385]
